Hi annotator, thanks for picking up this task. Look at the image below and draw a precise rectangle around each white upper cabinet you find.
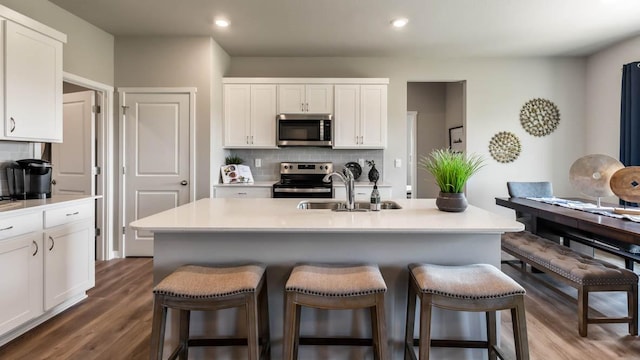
[334,84,387,149]
[278,84,333,114]
[224,84,277,148]
[0,18,64,142]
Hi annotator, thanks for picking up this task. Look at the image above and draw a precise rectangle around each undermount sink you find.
[297,200,402,211]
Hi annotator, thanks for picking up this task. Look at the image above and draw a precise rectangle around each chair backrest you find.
[507,181,553,198]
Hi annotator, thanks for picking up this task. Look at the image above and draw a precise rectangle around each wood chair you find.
[149,264,270,360]
[405,263,529,360]
[283,263,389,360]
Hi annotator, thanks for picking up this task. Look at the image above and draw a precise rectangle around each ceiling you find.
[49,0,640,57]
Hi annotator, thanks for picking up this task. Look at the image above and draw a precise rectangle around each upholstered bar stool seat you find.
[283,263,389,360]
[150,264,270,360]
[405,263,529,360]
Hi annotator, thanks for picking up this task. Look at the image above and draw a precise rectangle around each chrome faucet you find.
[323,167,355,211]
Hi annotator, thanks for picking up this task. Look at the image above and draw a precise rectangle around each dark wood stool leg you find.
[419,293,433,360]
[486,311,497,360]
[246,292,260,360]
[512,297,530,360]
[404,280,417,360]
[373,293,389,360]
[628,284,638,336]
[370,305,380,360]
[283,292,299,360]
[178,309,190,360]
[149,294,167,360]
[259,279,271,359]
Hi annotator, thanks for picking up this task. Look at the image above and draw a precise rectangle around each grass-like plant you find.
[225,155,244,165]
[419,149,485,193]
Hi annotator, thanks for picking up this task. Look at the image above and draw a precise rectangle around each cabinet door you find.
[278,84,305,113]
[4,21,63,142]
[0,233,43,335]
[250,84,277,147]
[333,85,360,148]
[360,85,387,148]
[305,84,333,113]
[224,84,251,147]
[44,220,93,310]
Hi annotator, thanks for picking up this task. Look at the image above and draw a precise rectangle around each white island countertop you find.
[130,197,523,233]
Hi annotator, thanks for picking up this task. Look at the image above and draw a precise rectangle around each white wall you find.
[115,36,230,199]
[227,57,587,214]
[585,36,640,157]
[0,0,114,86]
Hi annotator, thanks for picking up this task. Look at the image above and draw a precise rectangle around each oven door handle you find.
[273,188,332,193]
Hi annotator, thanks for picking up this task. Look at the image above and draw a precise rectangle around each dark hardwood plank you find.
[1,257,639,359]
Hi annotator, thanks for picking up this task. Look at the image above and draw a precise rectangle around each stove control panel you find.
[280,162,333,175]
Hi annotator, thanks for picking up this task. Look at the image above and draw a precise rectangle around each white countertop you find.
[213,181,391,187]
[130,198,523,234]
[0,195,99,216]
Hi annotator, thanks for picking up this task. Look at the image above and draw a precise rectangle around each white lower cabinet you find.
[0,198,95,344]
[334,185,392,201]
[213,186,272,198]
[44,219,93,310]
[0,232,43,335]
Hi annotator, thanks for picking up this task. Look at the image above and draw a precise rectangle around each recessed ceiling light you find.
[391,18,408,28]
[215,19,230,28]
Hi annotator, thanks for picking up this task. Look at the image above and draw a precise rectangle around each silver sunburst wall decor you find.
[519,98,560,137]
[489,131,521,163]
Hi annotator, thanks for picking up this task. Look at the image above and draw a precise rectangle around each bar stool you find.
[405,263,529,360]
[283,263,389,360]
[150,264,270,360]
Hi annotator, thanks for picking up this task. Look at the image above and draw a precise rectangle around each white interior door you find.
[52,91,95,195]
[123,92,191,257]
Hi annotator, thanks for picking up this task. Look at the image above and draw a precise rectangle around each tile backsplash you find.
[227,148,384,182]
[0,141,34,196]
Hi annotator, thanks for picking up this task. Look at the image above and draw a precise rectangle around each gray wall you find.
[407,82,448,198]
[115,36,229,200]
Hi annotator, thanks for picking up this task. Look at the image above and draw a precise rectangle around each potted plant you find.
[419,148,485,212]
[225,155,244,165]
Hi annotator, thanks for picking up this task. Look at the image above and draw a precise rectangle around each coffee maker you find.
[6,159,53,200]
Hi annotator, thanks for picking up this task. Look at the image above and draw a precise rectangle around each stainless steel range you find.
[272,162,334,198]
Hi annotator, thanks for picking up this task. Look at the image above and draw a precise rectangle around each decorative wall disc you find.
[520,98,560,137]
[489,131,521,163]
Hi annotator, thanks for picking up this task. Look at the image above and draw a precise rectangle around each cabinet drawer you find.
[214,187,272,198]
[44,202,93,228]
[0,212,42,240]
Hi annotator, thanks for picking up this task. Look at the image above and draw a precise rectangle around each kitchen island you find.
[131,198,523,359]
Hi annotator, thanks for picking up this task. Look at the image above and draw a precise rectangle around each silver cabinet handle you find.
[48,236,55,251]
[10,117,15,133]
[66,211,79,216]
[301,103,304,112]
[251,136,254,144]
[181,180,188,186]
[32,240,38,256]
[246,135,249,144]
[306,103,309,112]
[0,225,13,231]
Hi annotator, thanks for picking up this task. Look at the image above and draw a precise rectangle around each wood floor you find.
[1,257,639,359]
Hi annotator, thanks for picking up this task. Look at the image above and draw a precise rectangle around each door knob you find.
[180,180,188,186]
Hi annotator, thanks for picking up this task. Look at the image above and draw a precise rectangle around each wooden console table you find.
[496,197,640,269]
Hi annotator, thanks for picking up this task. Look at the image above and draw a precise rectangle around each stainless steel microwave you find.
[276,113,332,147]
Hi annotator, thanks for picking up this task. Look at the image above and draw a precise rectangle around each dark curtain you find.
[619,61,640,207]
